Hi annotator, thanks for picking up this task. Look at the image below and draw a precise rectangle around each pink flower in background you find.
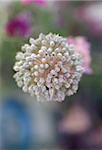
[21,0,33,4]
[5,12,32,38]
[68,36,92,74]
[21,0,47,7]
[75,2,102,37]
[59,105,91,134]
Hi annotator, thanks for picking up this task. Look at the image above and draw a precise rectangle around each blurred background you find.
[0,0,102,150]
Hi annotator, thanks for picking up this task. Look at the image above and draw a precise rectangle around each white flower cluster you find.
[13,33,83,102]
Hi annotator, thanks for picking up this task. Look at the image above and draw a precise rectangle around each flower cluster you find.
[13,33,83,101]
[68,36,92,74]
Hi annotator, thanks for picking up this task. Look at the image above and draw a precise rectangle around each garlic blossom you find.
[13,33,83,101]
